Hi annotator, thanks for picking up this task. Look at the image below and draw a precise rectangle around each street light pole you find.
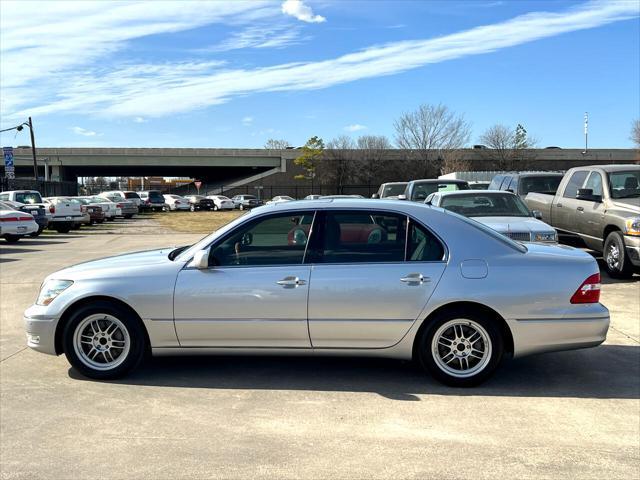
[28,117,38,179]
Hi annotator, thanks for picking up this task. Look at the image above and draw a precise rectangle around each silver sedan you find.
[23,199,609,387]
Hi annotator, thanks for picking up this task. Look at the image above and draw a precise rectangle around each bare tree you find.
[324,136,357,193]
[394,103,471,177]
[264,138,291,150]
[356,135,392,185]
[479,123,538,170]
[631,119,640,148]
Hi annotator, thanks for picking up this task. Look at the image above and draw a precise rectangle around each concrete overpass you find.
[5,147,293,186]
[3,147,638,191]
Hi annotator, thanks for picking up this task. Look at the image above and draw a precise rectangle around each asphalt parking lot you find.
[1,217,639,479]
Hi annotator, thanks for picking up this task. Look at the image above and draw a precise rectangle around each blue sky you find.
[1,0,638,148]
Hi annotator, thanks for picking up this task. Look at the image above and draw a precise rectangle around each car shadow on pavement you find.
[69,344,640,401]
[0,247,43,255]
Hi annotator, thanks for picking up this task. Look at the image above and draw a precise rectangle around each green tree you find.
[294,136,324,194]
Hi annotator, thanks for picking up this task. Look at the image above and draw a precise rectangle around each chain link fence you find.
[1,177,78,197]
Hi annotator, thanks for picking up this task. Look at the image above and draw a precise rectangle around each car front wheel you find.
[417,308,503,387]
[604,231,634,279]
[63,302,146,380]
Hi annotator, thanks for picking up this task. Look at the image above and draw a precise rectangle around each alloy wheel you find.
[431,319,492,378]
[73,314,131,371]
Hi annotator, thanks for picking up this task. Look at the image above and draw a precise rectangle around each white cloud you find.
[344,124,367,132]
[133,117,147,123]
[71,126,100,137]
[201,25,305,52]
[281,0,326,23]
[2,1,637,120]
[242,116,254,126]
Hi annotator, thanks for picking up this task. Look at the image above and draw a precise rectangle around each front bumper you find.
[510,307,610,358]
[624,234,640,268]
[23,307,59,356]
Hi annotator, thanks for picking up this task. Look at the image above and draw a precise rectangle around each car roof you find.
[408,179,468,184]
[435,189,517,197]
[580,164,640,173]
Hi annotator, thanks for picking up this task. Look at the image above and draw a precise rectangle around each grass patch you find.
[146,210,245,233]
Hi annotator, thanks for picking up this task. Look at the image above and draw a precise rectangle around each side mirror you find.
[532,210,543,220]
[576,188,600,202]
[371,193,380,199]
[397,194,407,201]
[191,249,209,269]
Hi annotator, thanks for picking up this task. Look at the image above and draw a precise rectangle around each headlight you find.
[36,280,73,306]
[534,231,557,243]
[625,218,640,236]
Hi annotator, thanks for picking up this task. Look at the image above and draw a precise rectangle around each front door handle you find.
[400,273,430,284]
[556,203,563,208]
[577,206,584,212]
[277,276,306,287]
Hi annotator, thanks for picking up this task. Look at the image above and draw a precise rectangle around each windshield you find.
[609,171,640,199]
[382,184,407,197]
[217,196,231,201]
[520,176,562,195]
[124,192,140,199]
[14,192,43,204]
[440,193,531,217]
[148,191,164,199]
[411,182,468,201]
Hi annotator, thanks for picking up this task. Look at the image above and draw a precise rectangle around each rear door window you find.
[407,220,445,262]
[563,171,589,198]
[310,210,407,264]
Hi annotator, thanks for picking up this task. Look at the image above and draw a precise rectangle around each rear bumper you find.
[510,307,610,358]
[624,235,640,267]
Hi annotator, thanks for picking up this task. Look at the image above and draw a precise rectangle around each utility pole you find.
[583,112,588,155]
[28,117,38,178]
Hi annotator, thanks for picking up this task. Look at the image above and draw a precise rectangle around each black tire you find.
[55,226,71,234]
[124,214,133,219]
[417,308,504,387]
[89,220,95,225]
[97,219,104,224]
[213,205,219,211]
[71,224,81,230]
[107,217,115,222]
[604,231,634,279]
[30,226,44,237]
[62,301,146,380]
[3,234,20,243]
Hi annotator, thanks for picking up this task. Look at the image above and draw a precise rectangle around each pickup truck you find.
[525,164,640,278]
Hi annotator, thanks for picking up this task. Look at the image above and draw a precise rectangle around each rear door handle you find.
[577,206,584,212]
[556,203,563,208]
[277,276,306,287]
[400,273,430,284]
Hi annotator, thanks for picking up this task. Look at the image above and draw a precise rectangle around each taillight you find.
[116,203,123,208]
[81,205,87,213]
[49,205,55,214]
[570,273,601,304]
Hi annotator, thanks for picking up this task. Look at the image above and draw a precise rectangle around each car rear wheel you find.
[63,302,146,380]
[54,225,71,234]
[417,308,503,387]
[604,231,634,279]
[30,226,44,237]
[124,214,133,219]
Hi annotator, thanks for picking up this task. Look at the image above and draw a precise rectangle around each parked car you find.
[0,190,50,234]
[163,194,190,211]
[62,198,91,228]
[488,172,564,198]
[97,192,138,218]
[231,194,263,210]
[99,191,142,209]
[468,181,490,190]
[25,199,608,387]
[75,198,105,224]
[266,195,295,204]
[184,195,215,211]
[525,165,640,278]
[425,190,557,243]
[42,197,85,233]
[0,206,38,242]
[206,195,235,211]
[372,182,408,199]
[401,179,469,202]
[78,196,118,221]
[0,200,48,236]
[139,190,166,212]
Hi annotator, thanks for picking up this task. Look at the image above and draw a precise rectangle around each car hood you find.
[52,248,179,279]
[610,198,640,214]
[474,216,555,233]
